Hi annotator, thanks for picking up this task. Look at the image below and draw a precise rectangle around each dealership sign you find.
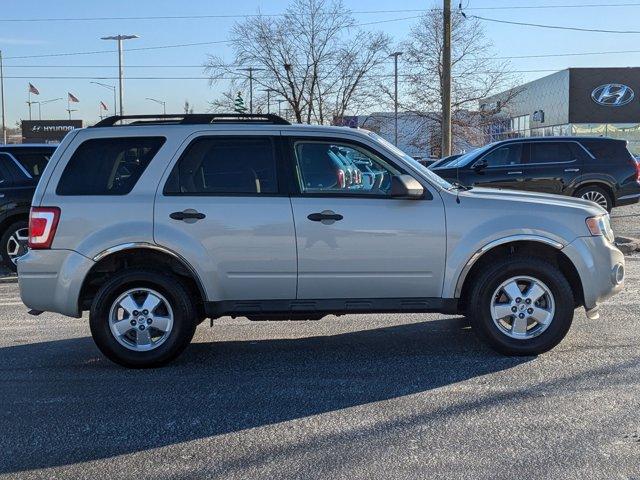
[21,120,82,143]
[591,83,635,107]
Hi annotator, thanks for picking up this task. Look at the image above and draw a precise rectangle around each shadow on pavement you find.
[0,317,531,473]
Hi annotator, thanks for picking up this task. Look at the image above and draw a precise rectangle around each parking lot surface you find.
[0,257,638,479]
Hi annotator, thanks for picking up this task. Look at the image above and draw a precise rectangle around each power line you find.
[2,4,640,22]
[469,14,640,34]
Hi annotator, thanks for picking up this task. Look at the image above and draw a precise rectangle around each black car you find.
[430,137,640,211]
[0,144,56,270]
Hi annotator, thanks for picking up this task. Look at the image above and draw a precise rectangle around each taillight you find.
[28,207,60,249]
[337,169,346,189]
[355,169,362,184]
[635,159,640,183]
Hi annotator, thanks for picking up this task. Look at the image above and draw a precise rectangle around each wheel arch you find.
[456,238,584,313]
[79,243,207,316]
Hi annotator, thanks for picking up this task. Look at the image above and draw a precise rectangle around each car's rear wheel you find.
[89,269,197,368]
[574,185,612,212]
[467,255,574,356]
[0,220,29,272]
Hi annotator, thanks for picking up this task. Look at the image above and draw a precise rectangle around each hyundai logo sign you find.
[591,83,635,107]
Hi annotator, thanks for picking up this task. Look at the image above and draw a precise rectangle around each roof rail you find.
[92,113,291,127]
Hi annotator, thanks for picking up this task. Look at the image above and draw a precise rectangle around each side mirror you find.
[391,175,424,199]
[472,159,487,172]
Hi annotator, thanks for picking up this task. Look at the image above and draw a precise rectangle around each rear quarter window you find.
[8,149,53,178]
[580,140,634,163]
[56,137,165,195]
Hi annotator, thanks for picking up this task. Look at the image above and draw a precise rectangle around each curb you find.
[0,276,18,284]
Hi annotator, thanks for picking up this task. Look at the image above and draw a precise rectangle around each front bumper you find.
[561,236,625,313]
[18,249,95,318]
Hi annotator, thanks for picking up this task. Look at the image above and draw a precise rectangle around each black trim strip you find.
[204,297,459,318]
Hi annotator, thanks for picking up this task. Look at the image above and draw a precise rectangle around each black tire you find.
[0,220,29,272]
[89,269,197,368]
[467,255,574,356]
[574,185,612,212]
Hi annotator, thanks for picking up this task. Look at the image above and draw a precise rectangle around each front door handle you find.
[507,171,523,175]
[170,209,206,221]
[307,210,343,223]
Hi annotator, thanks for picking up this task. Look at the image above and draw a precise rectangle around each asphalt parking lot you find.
[0,205,638,480]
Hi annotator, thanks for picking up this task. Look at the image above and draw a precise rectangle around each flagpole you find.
[67,98,70,120]
[0,50,6,144]
[28,90,32,120]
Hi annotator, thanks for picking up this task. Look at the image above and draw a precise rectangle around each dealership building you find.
[481,67,640,155]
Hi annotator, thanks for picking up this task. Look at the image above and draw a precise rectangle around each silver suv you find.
[18,114,625,368]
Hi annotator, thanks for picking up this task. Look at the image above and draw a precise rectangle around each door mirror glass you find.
[391,175,424,199]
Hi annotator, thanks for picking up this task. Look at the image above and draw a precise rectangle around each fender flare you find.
[453,235,564,297]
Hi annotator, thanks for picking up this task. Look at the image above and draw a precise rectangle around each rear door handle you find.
[307,210,343,223]
[170,210,206,221]
[507,171,523,175]
[564,168,580,172]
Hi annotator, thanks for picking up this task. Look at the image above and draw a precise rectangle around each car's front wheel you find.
[89,269,197,368]
[467,255,575,356]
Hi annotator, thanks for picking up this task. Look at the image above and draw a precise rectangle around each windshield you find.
[366,131,453,190]
[443,143,495,169]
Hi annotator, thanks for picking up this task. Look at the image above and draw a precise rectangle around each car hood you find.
[459,187,607,215]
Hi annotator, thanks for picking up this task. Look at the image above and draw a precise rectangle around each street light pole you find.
[389,52,403,146]
[0,50,6,144]
[146,97,167,114]
[442,0,452,157]
[90,81,117,115]
[100,34,139,116]
[238,67,264,114]
[39,98,62,119]
[262,88,275,114]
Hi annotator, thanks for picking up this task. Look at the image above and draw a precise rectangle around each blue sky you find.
[2,0,640,126]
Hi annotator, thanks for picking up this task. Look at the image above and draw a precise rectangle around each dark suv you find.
[0,144,56,270]
[430,137,640,211]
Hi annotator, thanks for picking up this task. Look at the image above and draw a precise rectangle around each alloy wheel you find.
[490,276,555,340]
[6,227,29,265]
[581,190,609,209]
[108,288,174,352]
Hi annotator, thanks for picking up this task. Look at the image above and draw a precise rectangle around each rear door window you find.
[8,149,53,178]
[56,137,165,195]
[164,136,278,195]
[529,142,575,164]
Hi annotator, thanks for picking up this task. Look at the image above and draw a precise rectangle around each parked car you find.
[0,144,56,270]
[428,153,464,170]
[430,137,640,211]
[18,114,624,368]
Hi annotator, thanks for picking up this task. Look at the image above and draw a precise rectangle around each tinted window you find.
[8,149,53,178]
[165,136,277,195]
[57,137,165,195]
[581,140,634,163]
[294,141,400,195]
[481,144,523,167]
[530,142,574,164]
[0,154,12,184]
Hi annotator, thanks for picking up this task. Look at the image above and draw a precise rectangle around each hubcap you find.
[6,227,29,265]
[581,190,608,209]
[108,288,174,352]
[490,276,555,340]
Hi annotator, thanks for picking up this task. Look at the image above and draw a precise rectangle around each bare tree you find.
[204,0,391,124]
[396,8,519,152]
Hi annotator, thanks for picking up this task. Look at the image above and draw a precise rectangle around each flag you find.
[28,83,40,95]
[68,92,80,103]
[100,101,108,111]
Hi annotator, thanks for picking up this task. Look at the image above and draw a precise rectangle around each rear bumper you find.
[17,249,94,318]
[561,236,625,311]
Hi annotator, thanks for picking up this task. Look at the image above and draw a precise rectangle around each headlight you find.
[586,214,615,243]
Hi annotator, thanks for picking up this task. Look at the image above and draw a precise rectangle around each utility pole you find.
[262,88,274,114]
[101,34,139,116]
[442,0,452,157]
[0,50,5,144]
[239,67,264,114]
[390,52,403,145]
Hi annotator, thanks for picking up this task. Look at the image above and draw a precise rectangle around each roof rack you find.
[92,113,291,128]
